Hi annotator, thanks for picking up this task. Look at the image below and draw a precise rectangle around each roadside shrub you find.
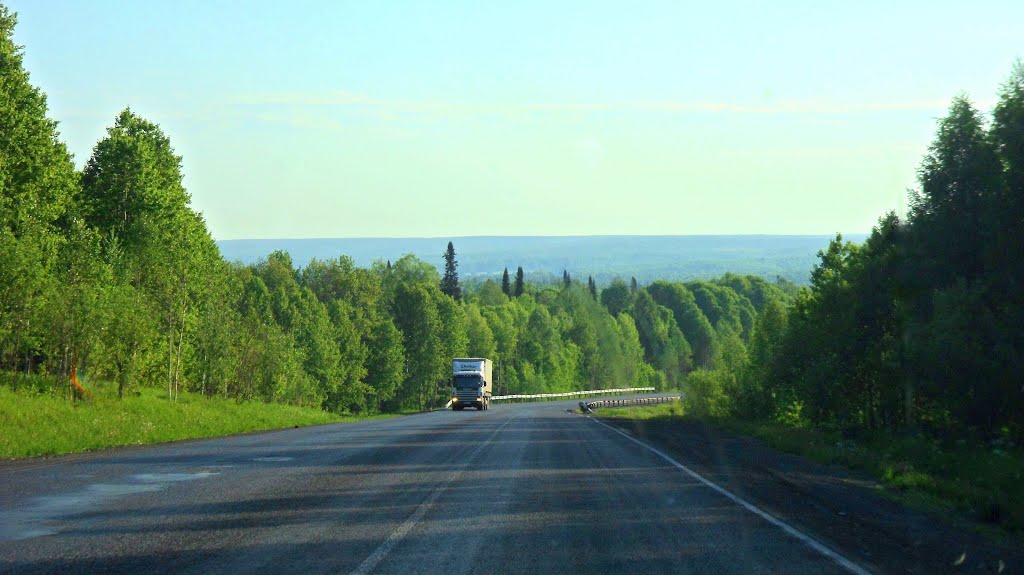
[684,369,733,418]
[774,399,808,428]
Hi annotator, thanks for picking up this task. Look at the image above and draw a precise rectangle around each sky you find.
[7,0,1023,239]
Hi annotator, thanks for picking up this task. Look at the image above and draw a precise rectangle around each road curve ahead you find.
[1,400,866,574]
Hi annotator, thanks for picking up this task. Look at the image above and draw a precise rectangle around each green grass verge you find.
[0,380,385,459]
[594,402,686,421]
[597,402,1024,535]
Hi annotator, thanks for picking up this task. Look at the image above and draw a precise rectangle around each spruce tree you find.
[440,241,461,301]
[562,270,571,288]
[588,276,597,299]
[991,61,1024,288]
[909,95,1000,284]
[514,267,525,296]
[631,277,638,293]
[501,267,511,295]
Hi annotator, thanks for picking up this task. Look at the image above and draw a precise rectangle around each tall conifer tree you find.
[514,267,525,296]
[992,61,1024,287]
[909,96,1000,284]
[440,241,461,301]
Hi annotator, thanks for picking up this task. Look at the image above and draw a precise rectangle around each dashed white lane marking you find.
[586,415,873,575]
[349,413,519,575]
[132,472,219,482]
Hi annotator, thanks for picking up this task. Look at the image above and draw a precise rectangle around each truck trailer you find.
[451,358,492,411]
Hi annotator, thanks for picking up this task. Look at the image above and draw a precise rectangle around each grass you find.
[0,377,387,459]
[594,401,685,421]
[597,402,1024,536]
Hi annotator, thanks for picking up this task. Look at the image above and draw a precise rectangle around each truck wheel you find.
[476,404,483,411]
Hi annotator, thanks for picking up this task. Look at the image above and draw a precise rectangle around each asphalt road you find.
[1,399,869,574]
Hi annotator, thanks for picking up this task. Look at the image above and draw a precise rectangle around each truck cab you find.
[451,358,492,411]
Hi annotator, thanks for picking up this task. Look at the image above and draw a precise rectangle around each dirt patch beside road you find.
[599,415,1023,574]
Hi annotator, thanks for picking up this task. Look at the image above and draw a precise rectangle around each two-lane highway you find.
[1,400,867,574]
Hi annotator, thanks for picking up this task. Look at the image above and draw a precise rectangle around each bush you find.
[684,369,734,418]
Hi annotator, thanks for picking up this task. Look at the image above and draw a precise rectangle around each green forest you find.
[0,6,790,415]
[739,66,1024,443]
[2,1,1024,449]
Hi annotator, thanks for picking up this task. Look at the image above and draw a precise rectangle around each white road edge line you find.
[350,412,519,575]
[586,415,873,575]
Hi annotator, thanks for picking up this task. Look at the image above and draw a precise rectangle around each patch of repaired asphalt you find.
[0,471,219,541]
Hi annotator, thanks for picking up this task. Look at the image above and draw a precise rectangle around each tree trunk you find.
[117,360,125,399]
[167,312,174,400]
[173,306,186,401]
[61,345,69,382]
[172,277,190,402]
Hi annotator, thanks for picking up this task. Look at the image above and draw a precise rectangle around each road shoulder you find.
[596,414,1022,575]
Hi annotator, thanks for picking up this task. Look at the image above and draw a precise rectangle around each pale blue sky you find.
[7,0,1022,239]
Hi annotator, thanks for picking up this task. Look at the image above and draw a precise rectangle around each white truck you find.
[450,358,492,411]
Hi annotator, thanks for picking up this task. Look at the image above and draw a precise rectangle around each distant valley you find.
[216,235,867,285]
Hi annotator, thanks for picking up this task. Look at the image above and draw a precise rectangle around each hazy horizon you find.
[218,232,864,241]
[216,234,869,283]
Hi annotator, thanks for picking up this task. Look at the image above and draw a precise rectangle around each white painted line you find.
[586,416,873,575]
[350,413,519,575]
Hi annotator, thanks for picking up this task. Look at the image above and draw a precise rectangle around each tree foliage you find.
[8,6,1022,444]
[737,68,1024,441]
[440,241,462,301]
[501,267,511,296]
[1,62,766,411]
[0,6,78,372]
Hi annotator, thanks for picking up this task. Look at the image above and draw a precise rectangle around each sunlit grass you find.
[589,401,683,420]
[598,403,1024,534]
[0,378,388,458]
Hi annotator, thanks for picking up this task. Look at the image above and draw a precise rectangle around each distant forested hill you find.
[217,235,866,284]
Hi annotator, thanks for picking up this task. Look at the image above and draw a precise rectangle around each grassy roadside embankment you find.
[597,402,1024,536]
[0,376,384,459]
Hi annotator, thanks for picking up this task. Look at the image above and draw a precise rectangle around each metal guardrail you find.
[490,387,656,402]
[579,395,682,413]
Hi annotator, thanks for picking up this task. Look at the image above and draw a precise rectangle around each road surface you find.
[1,399,870,574]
